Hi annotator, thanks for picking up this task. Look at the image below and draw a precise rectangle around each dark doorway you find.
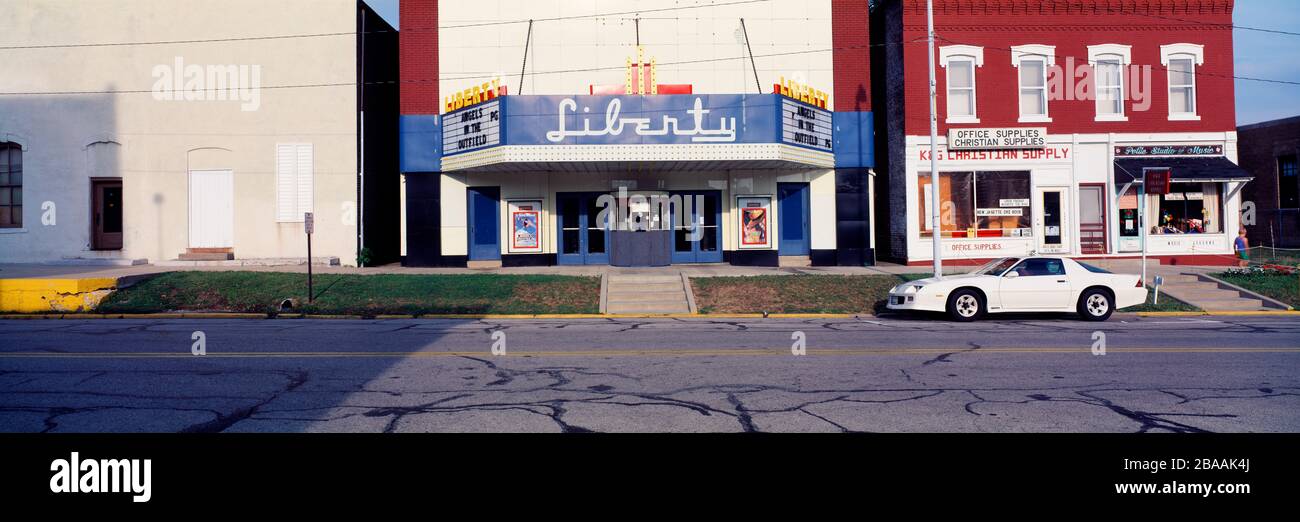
[91,178,123,250]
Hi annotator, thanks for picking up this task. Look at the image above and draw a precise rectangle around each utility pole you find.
[927,0,943,278]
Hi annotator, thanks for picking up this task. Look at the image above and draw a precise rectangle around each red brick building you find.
[1237,116,1300,248]
[872,0,1252,265]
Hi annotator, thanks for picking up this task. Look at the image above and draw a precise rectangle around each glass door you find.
[671,191,722,264]
[556,192,609,265]
[1035,187,1069,254]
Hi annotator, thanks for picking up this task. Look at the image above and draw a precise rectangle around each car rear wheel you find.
[946,289,984,322]
[1078,289,1114,321]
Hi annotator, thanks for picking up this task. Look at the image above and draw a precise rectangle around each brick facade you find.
[1238,116,1300,247]
[399,0,438,115]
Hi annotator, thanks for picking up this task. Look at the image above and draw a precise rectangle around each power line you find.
[0,0,775,50]
[437,0,775,29]
[0,41,912,96]
[0,31,359,51]
[937,36,1300,87]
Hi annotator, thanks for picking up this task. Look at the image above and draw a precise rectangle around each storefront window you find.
[919,171,1031,238]
[1118,189,1140,238]
[1150,182,1222,235]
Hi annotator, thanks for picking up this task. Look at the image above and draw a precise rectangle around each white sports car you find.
[886,257,1148,321]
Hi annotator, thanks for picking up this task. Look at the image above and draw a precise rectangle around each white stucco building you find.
[0,0,399,266]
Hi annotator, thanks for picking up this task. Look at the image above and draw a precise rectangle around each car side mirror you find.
[1004,271,1020,278]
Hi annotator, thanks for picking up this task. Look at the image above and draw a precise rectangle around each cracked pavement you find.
[1,314,1297,432]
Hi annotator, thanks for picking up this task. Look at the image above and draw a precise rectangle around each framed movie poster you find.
[507,199,543,253]
[736,196,772,249]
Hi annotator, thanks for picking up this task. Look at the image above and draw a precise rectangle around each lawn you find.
[1121,286,1201,312]
[690,274,1198,314]
[691,275,907,314]
[98,272,601,315]
[1215,270,1299,309]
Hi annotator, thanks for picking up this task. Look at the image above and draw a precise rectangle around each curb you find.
[0,312,872,320]
[1136,310,1300,317]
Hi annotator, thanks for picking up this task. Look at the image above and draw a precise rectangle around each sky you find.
[362,0,1299,126]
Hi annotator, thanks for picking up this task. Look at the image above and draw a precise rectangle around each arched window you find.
[0,142,21,228]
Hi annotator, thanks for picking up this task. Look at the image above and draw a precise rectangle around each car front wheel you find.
[946,289,984,322]
[1078,289,1114,321]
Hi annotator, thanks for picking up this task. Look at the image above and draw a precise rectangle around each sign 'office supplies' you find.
[947,127,1047,150]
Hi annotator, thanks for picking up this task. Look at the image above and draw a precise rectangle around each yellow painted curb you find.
[1137,310,1300,317]
[0,277,121,313]
[0,312,872,320]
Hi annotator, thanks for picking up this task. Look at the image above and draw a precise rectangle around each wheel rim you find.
[1087,294,1110,316]
[955,295,979,317]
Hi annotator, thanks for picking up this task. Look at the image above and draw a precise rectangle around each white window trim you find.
[1011,45,1056,123]
[939,45,984,124]
[1161,43,1204,121]
[1088,44,1132,123]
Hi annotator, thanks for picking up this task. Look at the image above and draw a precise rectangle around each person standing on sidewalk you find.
[1235,228,1250,268]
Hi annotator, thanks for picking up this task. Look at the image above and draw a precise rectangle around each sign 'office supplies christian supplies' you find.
[947,127,1046,150]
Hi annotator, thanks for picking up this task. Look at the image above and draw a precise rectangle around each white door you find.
[188,169,234,248]
[1035,187,1070,254]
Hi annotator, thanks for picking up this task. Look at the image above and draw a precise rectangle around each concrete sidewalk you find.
[0,261,950,280]
[0,258,1235,280]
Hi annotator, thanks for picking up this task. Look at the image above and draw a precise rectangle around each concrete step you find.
[1156,274,1203,283]
[604,274,692,314]
[779,256,811,268]
[610,276,683,284]
[1160,281,1222,291]
[607,301,691,314]
[1192,298,1267,311]
[608,283,683,294]
[177,252,233,261]
[607,291,686,303]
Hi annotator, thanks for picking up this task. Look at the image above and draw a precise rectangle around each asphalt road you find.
[1,314,1297,433]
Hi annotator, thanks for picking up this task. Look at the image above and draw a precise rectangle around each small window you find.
[1280,155,1298,209]
[1019,57,1049,119]
[0,142,21,228]
[1095,56,1125,118]
[1168,56,1197,116]
[947,58,977,119]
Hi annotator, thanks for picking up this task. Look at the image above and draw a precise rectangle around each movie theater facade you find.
[398,0,875,267]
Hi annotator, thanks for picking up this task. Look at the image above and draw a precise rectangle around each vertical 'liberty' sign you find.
[443,99,502,155]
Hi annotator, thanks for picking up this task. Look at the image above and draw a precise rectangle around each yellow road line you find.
[1,347,1295,359]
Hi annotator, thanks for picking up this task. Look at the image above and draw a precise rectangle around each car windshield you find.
[974,257,1020,276]
[1077,261,1111,274]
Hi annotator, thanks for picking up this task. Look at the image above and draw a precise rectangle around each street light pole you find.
[927,0,943,279]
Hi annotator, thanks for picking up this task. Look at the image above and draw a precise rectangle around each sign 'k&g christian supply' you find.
[947,127,1046,150]
[1113,144,1224,157]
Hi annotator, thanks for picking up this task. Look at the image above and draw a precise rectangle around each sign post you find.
[304,212,314,303]
[1139,168,1171,288]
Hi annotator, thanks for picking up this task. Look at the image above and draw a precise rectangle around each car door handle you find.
[1057,280,1067,283]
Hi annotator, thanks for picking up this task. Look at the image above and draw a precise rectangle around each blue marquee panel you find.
[400,93,875,170]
